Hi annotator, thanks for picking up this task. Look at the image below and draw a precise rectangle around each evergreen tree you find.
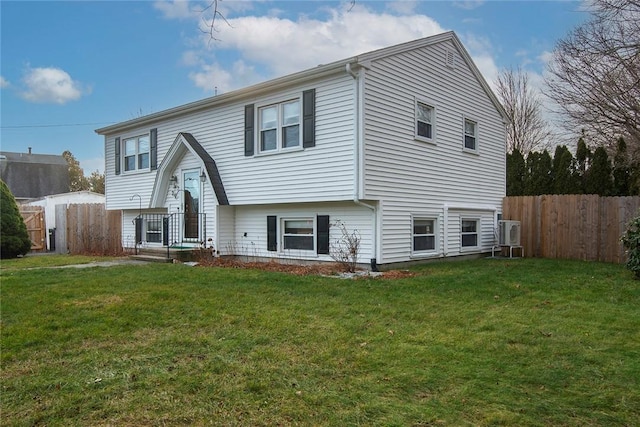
[0,180,32,259]
[552,145,578,194]
[87,170,105,194]
[585,146,613,195]
[525,150,553,195]
[612,137,631,196]
[506,148,526,196]
[62,150,90,192]
[575,137,591,194]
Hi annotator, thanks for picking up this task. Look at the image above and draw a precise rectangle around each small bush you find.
[0,180,31,259]
[621,214,640,278]
[329,220,361,273]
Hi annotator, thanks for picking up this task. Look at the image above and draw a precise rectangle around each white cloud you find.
[20,67,88,104]
[459,33,500,91]
[204,5,446,80]
[0,76,9,88]
[453,1,485,10]
[386,0,418,15]
[538,50,554,65]
[154,0,199,20]
[189,60,261,93]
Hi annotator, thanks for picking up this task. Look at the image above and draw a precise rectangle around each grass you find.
[0,254,118,271]
[1,256,639,426]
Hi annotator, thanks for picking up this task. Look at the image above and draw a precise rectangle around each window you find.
[283,218,314,251]
[123,135,150,171]
[461,219,479,247]
[413,218,436,253]
[416,101,434,141]
[259,99,300,152]
[464,118,477,151]
[268,215,329,254]
[146,219,162,243]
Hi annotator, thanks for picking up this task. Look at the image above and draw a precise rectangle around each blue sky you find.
[0,1,588,174]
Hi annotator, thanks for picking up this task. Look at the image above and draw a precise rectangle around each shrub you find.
[0,180,32,259]
[621,214,640,279]
[329,220,361,273]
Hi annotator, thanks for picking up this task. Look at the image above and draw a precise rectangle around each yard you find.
[1,256,638,426]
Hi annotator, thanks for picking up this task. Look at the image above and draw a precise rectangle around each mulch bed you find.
[191,256,416,279]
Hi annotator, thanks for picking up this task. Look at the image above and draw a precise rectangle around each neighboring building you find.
[95,31,507,268]
[0,149,69,202]
[22,191,106,251]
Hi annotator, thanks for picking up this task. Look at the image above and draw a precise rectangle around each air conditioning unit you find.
[499,220,521,246]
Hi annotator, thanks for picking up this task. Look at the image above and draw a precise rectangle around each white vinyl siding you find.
[362,38,505,263]
[218,202,373,262]
[104,73,355,210]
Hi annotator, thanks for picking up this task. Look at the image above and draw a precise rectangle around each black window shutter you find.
[303,89,316,148]
[317,215,330,254]
[150,128,158,170]
[244,104,255,156]
[267,215,277,251]
[114,137,121,175]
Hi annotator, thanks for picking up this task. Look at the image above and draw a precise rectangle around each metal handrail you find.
[132,212,207,259]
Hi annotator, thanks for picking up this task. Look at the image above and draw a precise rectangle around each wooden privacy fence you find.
[19,206,46,252]
[60,203,122,255]
[503,195,640,264]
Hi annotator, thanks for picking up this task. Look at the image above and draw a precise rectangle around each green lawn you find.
[1,256,639,426]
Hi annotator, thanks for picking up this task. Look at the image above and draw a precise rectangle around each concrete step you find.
[129,254,173,263]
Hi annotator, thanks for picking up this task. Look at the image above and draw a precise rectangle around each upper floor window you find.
[259,99,300,152]
[416,100,435,142]
[124,135,149,172]
[464,118,478,151]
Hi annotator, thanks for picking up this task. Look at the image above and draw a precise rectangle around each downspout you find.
[347,62,378,271]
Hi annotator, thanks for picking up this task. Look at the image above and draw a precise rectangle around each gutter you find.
[346,61,378,271]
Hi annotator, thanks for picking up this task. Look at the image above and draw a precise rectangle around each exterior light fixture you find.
[200,170,206,183]
[169,175,180,198]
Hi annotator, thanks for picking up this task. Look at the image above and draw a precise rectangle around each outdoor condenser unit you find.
[498,220,521,246]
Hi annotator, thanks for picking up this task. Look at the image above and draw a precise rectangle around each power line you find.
[1,122,116,129]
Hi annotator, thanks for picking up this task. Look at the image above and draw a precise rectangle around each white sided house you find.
[96,31,507,268]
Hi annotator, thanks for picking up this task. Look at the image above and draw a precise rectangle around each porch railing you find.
[133,212,207,258]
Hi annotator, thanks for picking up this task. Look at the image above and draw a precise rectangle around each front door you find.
[183,169,201,241]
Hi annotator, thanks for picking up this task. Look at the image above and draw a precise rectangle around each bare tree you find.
[545,0,640,150]
[200,0,231,42]
[200,0,355,42]
[495,67,552,154]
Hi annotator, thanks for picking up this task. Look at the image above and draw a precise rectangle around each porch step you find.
[129,254,173,263]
